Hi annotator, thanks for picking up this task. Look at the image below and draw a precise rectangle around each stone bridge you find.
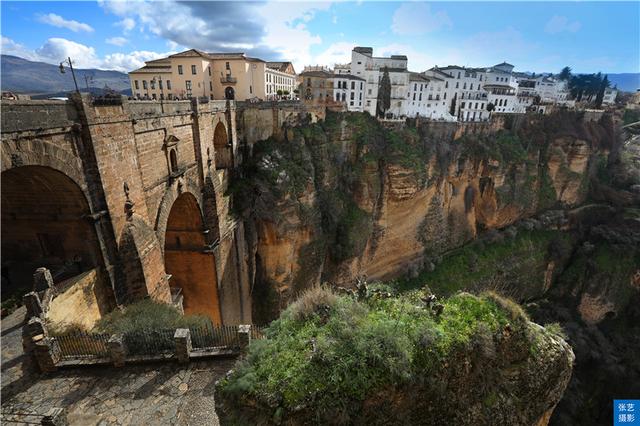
[1,95,318,325]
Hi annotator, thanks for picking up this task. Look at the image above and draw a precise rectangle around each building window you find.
[169,149,178,173]
[351,81,355,90]
[208,67,211,76]
[150,80,155,89]
[444,92,447,100]
[457,72,461,79]
[134,80,139,89]
[167,80,171,90]
[209,81,213,91]
[226,61,230,70]
[159,80,163,90]
[191,65,196,75]
[143,80,148,89]
[178,65,183,75]
[463,83,466,90]
[470,84,473,90]
[360,82,363,90]
[185,80,192,96]
[445,81,448,88]
[461,102,466,109]
[250,85,252,94]
[456,82,459,89]
[368,89,372,95]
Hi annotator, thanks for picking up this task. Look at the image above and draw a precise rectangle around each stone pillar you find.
[238,325,251,353]
[33,337,59,373]
[23,316,48,353]
[41,408,68,426]
[108,334,126,367]
[174,328,192,363]
[23,292,43,318]
[33,267,54,291]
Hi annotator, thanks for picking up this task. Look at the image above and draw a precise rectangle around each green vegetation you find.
[396,230,572,297]
[217,286,529,420]
[623,109,640,126]
[456,130,529,165]
[93,299,211,334]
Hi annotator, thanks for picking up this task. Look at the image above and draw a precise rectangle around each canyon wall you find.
[232,111,615,323]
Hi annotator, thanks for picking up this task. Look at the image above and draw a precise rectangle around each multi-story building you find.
[299,66,334,105]
[349,47,410,118]
[331,74,366,112]
[128,49,297,102]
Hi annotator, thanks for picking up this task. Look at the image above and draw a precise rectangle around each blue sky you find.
[1,1,638,74]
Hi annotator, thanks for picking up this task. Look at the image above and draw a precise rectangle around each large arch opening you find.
[1,166,105,303]
[164,192,221,324]
[213,121,232,169]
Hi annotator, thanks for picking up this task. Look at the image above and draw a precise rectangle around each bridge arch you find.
[164,192,221,324]
[1,165,104,300]
[213,121,232,169]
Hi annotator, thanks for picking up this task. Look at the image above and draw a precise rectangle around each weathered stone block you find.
[238,324,252,353]
[108,334,126,367]
[33,337,59,373]
[23,292,43,317]
[174,328,192,363]
[33,267,54,292]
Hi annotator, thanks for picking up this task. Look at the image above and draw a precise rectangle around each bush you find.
[287,284,338,322]
[217,290,518,421]
[93,299,211,334]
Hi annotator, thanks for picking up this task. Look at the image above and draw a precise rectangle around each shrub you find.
[93,299,211,334]
[286,284,338,322]
[544,322,568,340]
[217,290,519,421]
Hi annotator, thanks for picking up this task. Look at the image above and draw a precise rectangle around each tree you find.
[277,89,283,97]
[559,66,572,81]
[594,74,610,107]
[486,102,495,118]
[376,67,391,118]
[449,92,457,116]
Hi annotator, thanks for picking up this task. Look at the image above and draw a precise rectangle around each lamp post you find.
[84,74,94,93]
[59,57,80,94]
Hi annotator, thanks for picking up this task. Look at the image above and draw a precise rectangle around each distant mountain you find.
[606,73,640,93]
[1,55,131,96]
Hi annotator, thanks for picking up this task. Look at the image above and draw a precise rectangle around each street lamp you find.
[84,74,94,93]
[59,57,80,94]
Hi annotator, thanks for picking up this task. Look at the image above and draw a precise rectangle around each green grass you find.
[395,230,571,297]
[217,288,524,419]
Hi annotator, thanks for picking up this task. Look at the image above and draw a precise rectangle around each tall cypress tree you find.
[377,67,391,118]
[449,92,457,116]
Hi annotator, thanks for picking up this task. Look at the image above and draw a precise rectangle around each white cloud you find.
[391,3,452,36]
[98,0,332,71]
[35,38,100,68]
[545,15,581,34]
[37,13,94,33]
[1,36,172,72]
[1,36,39,61]
[115,17,136,32]
[312,42,356,68]
[106,37,128,46]
[102,50,174,71]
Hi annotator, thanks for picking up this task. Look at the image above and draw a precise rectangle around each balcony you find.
[220,75,237,84]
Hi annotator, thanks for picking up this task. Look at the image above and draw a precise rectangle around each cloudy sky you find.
[1,1,638,74]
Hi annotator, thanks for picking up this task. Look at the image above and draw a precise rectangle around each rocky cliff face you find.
[232,111,614,324]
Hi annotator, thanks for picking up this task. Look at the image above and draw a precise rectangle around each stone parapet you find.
[174,328,192,363]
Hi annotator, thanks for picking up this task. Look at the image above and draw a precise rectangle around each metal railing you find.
[55,331,110,359]
[124,328,176,356]
[190,324,241,350]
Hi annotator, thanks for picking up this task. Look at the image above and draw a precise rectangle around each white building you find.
[331,74,366,112]
[349,47,410,118]
[602,88,618,105]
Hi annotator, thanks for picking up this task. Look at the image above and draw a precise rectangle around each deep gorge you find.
[231,109,639,424]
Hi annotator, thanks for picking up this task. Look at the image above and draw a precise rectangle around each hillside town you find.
[128,46,621,122]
